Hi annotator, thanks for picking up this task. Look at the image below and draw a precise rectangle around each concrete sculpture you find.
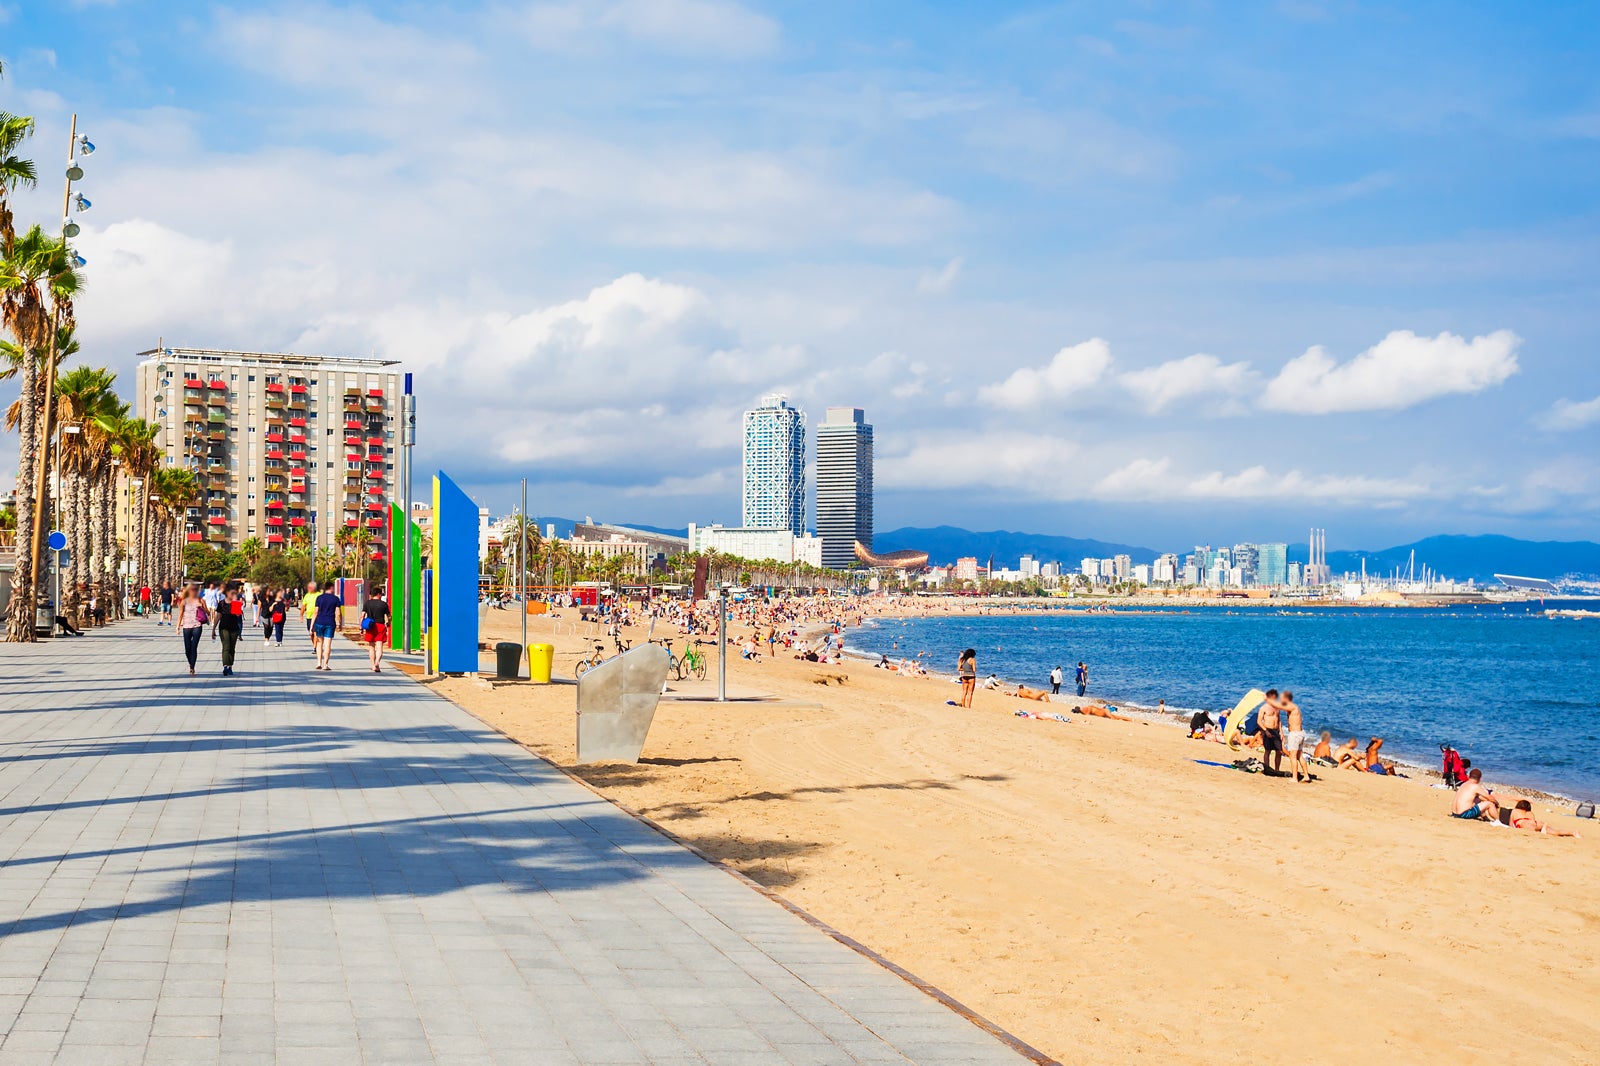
[575,644,671,764]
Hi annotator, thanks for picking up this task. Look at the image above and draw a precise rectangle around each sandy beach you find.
[420,603,1598,1066]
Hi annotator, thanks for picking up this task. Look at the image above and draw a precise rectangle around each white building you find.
[688,524,823,567]
[742,395,806,536]
[815,407,873,569]
[1132,564,1152,585]
[1112,554,1132,580]
[134,347,401,559]
[1154,553,1178,584]
[1080,557,1100,578]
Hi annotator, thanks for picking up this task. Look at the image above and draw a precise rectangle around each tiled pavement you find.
[0,621,1036,1065]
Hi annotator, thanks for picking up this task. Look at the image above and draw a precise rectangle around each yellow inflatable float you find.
[1221,689,1268,751]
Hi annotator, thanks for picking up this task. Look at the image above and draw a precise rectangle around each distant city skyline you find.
[2,5,1597,547]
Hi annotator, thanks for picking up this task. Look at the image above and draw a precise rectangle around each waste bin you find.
[527,643,554,684]
[495,642,523,680]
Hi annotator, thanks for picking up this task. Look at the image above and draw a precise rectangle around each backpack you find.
[1577,801,1596,820]
[1242,708,1260,737]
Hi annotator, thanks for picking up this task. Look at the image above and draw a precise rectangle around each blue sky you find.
[2,0,1598,553]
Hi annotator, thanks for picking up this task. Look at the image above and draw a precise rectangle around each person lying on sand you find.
[1505,799,1581,837]
[1452,769,1500,822]
[1073,704,1134,722]
[1189,709,1219,739]
[1014,684,1050,702]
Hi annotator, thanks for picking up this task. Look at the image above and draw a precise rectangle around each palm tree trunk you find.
[91,471,110,621]
[6,349,39,642]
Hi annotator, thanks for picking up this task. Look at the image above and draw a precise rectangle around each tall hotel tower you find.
[741,395,806,536]
[134,348,402,559]
[815,407,873,569]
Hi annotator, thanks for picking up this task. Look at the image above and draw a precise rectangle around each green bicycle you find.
[675,639,710,682]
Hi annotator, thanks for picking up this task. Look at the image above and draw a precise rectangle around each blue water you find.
[851,601,1600,799]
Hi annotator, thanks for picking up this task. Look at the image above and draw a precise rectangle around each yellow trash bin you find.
[527,643,554,684]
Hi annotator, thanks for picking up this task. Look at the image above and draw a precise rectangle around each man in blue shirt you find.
[309,581,344,671]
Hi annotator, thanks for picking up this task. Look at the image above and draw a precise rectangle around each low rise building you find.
[687,524,823,568]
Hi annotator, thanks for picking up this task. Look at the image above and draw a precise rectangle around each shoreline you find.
[845,612,1589,806]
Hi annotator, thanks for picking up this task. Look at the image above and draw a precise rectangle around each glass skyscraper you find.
[1258,542,1288,586]
[741,395,806,536]
[815,407,873,569]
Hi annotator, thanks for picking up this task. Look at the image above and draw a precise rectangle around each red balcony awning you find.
[344,436,362,446]
[266,500,284,510]
[184,378,204,387]
[265,449,283,460]
[290,517,307,527]
[289,433,306,444]
[207,516,227,525]
[265,432,284,442]
[345,518,359,528]
[266,517,284,526]
[186,532,202,542]
[208,380,227,390]
[367,388,383,396]
[365,501,384,511]
[366,436,384,446]
[267,534,284,544]
[365,518,384,528]
[265,383,285,393]
[289,384,307,393]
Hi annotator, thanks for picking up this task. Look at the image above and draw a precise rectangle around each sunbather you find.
[1074,704,1133,722]
[1507,799,1581,837]
[1014,684,1050,702]
[1363,737,1396,775]
[1452,769,1499,822]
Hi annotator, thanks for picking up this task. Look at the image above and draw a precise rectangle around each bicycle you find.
[675,639,711,682]
[574,635,633,679]
[648,638,678,677]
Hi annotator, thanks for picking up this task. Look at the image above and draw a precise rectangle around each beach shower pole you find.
[717,586,728,702]
[519,477,528,677]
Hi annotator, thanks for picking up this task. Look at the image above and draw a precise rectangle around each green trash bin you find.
[527,643,554,684]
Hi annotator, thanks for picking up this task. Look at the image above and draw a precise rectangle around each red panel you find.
[265,383,285,393]
[186,532,202,542]
[207,516,226,525]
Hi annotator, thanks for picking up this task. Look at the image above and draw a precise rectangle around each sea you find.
[850,600,1600,800]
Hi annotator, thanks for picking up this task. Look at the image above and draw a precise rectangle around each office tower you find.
[134,348,402,560]
[1232,543,1260,585]
[1257,542,1288,586]
[741,395,806,536]
[815,407,874,569]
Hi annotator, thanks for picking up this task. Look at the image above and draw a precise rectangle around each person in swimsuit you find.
[1452,769,1499,821]
[1257,689,1284,775]
[1014,684,1050,702]
[1074,704,1133,722]
[957,649,977,708]
[1281,691,1310,783]
[1507,799,1581,837]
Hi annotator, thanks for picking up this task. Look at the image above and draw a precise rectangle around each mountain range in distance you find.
[530,518,1600,583]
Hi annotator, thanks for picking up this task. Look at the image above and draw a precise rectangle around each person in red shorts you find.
[360,585,392,673]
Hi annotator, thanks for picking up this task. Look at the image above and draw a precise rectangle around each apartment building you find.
[133,348,403,558]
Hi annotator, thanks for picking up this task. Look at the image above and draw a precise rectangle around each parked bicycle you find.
[674,639,712,682]
[574,635,633,679]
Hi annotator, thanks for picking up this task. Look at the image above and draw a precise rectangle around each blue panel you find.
[433,472,479,673]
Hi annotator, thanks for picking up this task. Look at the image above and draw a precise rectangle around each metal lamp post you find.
[27,115,93,636]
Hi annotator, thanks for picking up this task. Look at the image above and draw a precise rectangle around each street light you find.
[27,114,95,638]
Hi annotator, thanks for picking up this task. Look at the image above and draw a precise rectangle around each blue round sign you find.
[47,530,67,552]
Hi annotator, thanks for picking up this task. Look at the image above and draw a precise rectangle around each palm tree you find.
[115,416,160,592]
[238,536,264,566]
[2,225,83,640]
[53,365,116,620]
[0,110,37,257]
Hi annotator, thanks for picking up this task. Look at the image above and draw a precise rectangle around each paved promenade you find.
[0,622,1036,1065]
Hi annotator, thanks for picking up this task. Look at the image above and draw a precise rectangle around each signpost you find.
[44,530,66,638]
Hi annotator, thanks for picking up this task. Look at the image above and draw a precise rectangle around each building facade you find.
[134,348,402,559]
[687,524,822,568]
[1257,542,1288,586]
[815,406,873,569]
[741,395,806,536]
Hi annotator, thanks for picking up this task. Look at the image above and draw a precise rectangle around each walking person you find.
[957,648,978,708]
[1281,691,1310,783]
[1075,661,1088,698]
[158,583,175,625]
[217,585,244,676]
[177,585,208,675]
[303,581,319,642]
[310,582,344,671]
[360,585,391,673]
[139,582,152,618]
[266,590,286,646]
[1050,664,1063,696]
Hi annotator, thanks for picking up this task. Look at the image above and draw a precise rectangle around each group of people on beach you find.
[1451,768,1580,836]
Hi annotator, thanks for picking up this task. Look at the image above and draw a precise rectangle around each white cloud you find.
[522,0,780,57]
[976,338,1112,410]
[1541,394,1600,431]
[878,433,1081,493]
[917,256,963,294]
[1117,353,1256,413]
[1095,458,1429,504]
[1260,329,1520,413]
